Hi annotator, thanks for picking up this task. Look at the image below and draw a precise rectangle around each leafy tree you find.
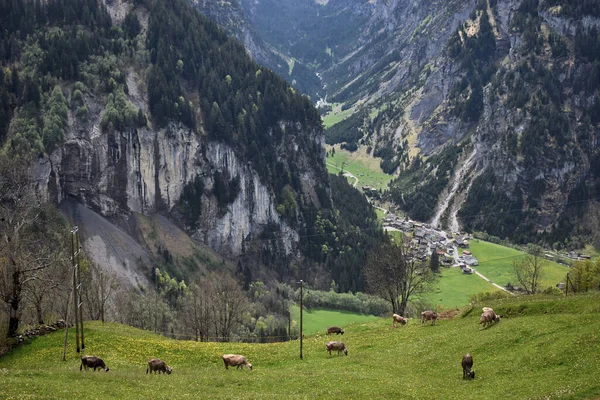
[568,259,600,292]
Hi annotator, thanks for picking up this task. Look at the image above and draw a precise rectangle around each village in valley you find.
[381,213,477,274]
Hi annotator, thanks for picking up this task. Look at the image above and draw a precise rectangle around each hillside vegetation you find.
[1,294,600,399]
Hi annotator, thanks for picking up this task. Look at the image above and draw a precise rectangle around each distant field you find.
[322,103,354,128]
[2,294,600,399]
[326,146,394,191]
[468,240,570,288]
[429,267,500,309]
[290,305,379,336]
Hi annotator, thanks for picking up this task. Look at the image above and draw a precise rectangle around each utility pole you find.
[76,231,84,350]
[62,288,73,361]
[299,280,304,360]
[100,270,105,323]
[71,227,80,353]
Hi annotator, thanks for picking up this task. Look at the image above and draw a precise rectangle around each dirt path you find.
[327,162,359,187]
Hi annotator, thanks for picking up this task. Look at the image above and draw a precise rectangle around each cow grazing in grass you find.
[392,314,408,328]
[222,354,252,370]
[326,326,345,335]
[80,356,109,372]
[326,341,348,356]
[462,354,475,379]
[147,358,172,374]
[479,307,500,328]
[421,310,438,325]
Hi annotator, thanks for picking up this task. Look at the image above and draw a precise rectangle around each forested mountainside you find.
[191,0,323,100]
[199,0,600,249]
[0,0,386,292]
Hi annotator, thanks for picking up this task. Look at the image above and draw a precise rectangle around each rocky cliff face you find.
[12,0,330,285]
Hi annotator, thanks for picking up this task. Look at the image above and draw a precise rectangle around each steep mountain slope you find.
[0,0,334,286]
[192,0,324,99]
[203,0,600,248]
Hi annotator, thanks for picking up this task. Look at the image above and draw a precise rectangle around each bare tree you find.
[0,156,66,336]
[207,273,248,342]
[80,259,117,323]
[364,239,436,316]
[512,245,547,294]
[180,282,211,341]
[23,258,70,324]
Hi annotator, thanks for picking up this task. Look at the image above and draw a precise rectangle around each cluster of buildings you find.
[382,214,478,271]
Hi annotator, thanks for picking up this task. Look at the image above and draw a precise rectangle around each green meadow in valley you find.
[1,294,600,399]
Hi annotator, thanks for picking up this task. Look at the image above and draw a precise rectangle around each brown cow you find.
[147,358,173,374]
[479,307,500,328]
[392,314,408,328]
[421,310,438,325]
[326,341,348,356]
[222,354,252,370]
[80,356,109,372]
[462,354,475,379]
[326,326,345,335]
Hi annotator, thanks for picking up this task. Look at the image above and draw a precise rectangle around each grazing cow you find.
[326,341,348,356]
[147,358,173,374]
[80,356,109,372]
[421,310,438,325]
[479,311,500,328]
[479,307,500,328]
[462,354,475,379]
[392,314,408,328]
[222,354,252,370]
[326,326,345,335]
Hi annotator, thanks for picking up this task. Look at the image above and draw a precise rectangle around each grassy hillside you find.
[289,306,380,335]
[429,268,500,309]
[468,240,570,288]
[1,294,600,399]
[326,146,394,191]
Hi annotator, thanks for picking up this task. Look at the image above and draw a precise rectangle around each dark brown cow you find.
[326,326,345,335]
[462,354,475,379]
[80,356,109,372]
[147,358,173,374]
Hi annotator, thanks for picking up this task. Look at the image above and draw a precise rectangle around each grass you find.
[2,293,600,399]
[326,146,394,191]
[468,240,570,288]
[321,103,355,128]
[428,267,500,309]
[289,306,379,336]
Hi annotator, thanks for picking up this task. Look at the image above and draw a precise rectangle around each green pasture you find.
[289,305,379,336]
[2,294,600,399]
[468,240,570,288]
[428,267,500,309]
[326,147,394,191]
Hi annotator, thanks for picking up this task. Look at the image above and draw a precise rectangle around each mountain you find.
[192,0,324,100]
[0,0,340,288]
[196,0,600,249]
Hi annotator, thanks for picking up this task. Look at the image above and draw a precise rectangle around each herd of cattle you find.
[79,307,500,379]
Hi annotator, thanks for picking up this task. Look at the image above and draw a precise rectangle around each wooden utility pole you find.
[71,227,80,353]
[62,288,73,361]
[299,280,303,360]
[76,231,84,350]
[100,270,105,323]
